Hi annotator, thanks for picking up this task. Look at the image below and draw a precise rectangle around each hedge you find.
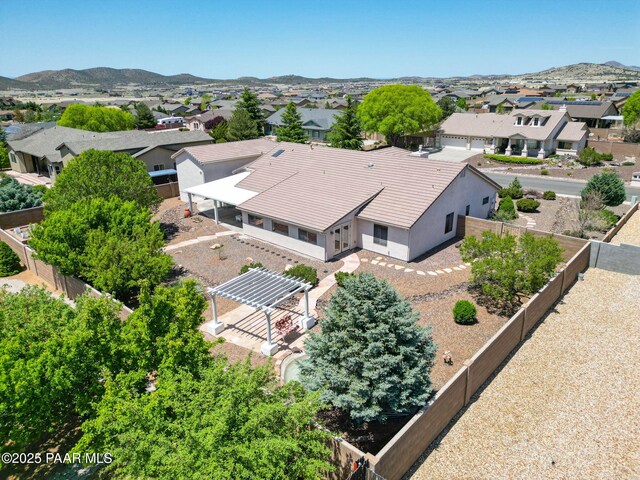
[516,198,540,212]
[483,154,543,165]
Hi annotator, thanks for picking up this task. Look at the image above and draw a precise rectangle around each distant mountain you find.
[0,75,35,91]
[512,62,640,82]
[604,60,640,72]
[14,67,216,88]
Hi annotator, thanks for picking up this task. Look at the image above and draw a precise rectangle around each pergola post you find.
[261,309,279,356]
[187,192,193,213]
[213,200,219,224]
[205,293,226,335]
[301,288,315,330]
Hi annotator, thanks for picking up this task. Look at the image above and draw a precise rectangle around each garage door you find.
[442,135,467,149]
[470,138,485,150]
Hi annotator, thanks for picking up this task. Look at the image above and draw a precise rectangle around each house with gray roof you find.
[7,123,211,180]
[174,141,500,262]
[439,107,588,157]
[264,107,341,142]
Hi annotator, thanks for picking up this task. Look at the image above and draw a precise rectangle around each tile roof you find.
[265,107,341,131]
[556,121,588,142]
[174,138,279,165]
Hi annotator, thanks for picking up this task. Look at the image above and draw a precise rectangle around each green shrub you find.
[577,147,613,166]
[239,261,263,275]
[582,172,626,206]
[483,154,542,165]
[0,176,44,212]
[622,161,635,166]
[335,271,356,287]
[453,300,477,325]
[495,196,518,221]
[284,264,318,287]
[498,177,523,200]
[540,169,549,175]
[599,209,619,229]
[516,198,540,212]
[543,191,556,200]
[0,241,22,276]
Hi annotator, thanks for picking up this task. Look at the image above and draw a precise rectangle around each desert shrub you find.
[483,154,542,165]
[524,189,542,199]
[284,264,318,286]
[577,147,612,166]
[453,300,477,325]
[239,261,263,275]
[623,129,640,143]
[494,196,518,221]
[598,209,619,230]
[334,271,356,287]
[622,161,635,166]
[516,198,540,212]
[543,191,557,200]
[0,241,22,276]
[540,169,549,175]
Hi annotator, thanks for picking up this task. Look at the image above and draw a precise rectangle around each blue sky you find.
[2,0,639,79]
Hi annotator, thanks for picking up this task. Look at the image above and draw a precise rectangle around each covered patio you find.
[182,172,257,225]
[206,267,315,355]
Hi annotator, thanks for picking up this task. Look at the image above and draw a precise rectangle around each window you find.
[515,116,523,125]
[465,204,470,216]
[298,229,317,244]
[445,212,454,234]
[272,221,289,235]
[153,164,164,171]
[9,152,17,163]
[482,196,489,205]
[248,214,264,228]
[194,122,200,129]
[558,141,572,149]
[533,117,540,126]
[373,224,388,246]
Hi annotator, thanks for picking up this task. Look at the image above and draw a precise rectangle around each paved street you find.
[487,172,640,200]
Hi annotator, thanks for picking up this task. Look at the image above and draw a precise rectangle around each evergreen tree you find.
[276,103,307,143]
[135,102,157,129]
[581,171,627,207]
[0,241,22,276]
[226,108,259,141]
[437,96,456,119]
[327,96,363,150]
[236,87,263,134]
[209,119,229,143]
[299,273,437,423]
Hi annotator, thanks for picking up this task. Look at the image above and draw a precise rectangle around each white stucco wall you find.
[357,219,411,261]
[407,168,497,260]
[241,213,329,261]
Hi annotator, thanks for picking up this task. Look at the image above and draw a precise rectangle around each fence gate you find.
[345,457,385,480]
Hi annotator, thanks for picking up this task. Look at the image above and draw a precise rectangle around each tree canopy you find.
[43,149,161,214]
[29,197,172,302]
[0,128,9,169]
[0,241,21,276]
[460,232,563,313]
[57,104,135,132]
[226,108,259,141]
[357,85,442,147]
[581,171,626,207]
[300,272,437,423]
[437,96,456,119]
[134,102,157,129]
[327,96,362,150]
[236,87,263,134]
[276,103,307,143]
[0,175,43,212]
[622,89,640,127]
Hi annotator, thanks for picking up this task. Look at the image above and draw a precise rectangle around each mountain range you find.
[2,62,639,91]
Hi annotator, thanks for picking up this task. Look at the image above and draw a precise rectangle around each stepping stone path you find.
[364,256,472,278]
[519,213,537,228]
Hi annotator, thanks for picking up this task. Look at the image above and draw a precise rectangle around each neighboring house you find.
[173,138,276,201]
[561,101,618,128]
[6,124,211,180]
[184,109,233,132]
[439,107,588,157]
[179,142,500,262]
[264,108,340,141]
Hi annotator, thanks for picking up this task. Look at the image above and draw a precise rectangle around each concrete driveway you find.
[428,148,480,162]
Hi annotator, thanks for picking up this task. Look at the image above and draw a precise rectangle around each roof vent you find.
[367,162,374,168]
[272,149,285,157]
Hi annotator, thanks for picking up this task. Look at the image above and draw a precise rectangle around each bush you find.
[516,198,540,212]
[239,261,263,275]
[0,241,22,276]
[577,147,612,166]
[283,264,318,287]
[543,191,557,200]
[334,271,356,287]
[524,189,542,199]
[540,169,549,175]
[623,129,640,143]
[453,300,477,325]
[483,154,542,165]
[498,177,523,200]
[582,172,626,207]
[495,196,518,221]
[622,161,635,166]
[599,209,619,230]
[0,176,44,212]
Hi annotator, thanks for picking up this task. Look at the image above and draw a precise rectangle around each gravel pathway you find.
[610,208,640,246]
[408,269,640,480]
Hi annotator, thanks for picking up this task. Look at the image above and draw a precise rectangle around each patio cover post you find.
[213,200,219,224]
[261,308,279,356]
[187,192,193,213]
[301,288,316,330]
[205,293,226,335]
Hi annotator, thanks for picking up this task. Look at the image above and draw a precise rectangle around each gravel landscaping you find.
[407,269,640,480]
[610,208,640,246]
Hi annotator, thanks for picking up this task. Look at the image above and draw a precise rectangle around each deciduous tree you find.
[300,273,437,423]
[357,85,442,147]
[57,104,135,132]
[622,89,640,127]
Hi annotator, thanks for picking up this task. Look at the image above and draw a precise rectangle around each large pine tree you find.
[327,96,362,150]
[135,102,157,129]
[236,87,263,134]
[299,273,437,423]
[226,108,259,141]
[276,103,307,143]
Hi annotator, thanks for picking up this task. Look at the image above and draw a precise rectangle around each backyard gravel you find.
[407,269,640,480]
[610,207,640,246]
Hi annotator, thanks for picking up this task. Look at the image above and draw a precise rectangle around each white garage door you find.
[442,135,467,149]
[470,138,485,150]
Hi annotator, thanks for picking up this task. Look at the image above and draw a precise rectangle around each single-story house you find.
[439,107,588,157]
[179,142,500,262]
[264,107,341,142]
[6,124,211,180]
